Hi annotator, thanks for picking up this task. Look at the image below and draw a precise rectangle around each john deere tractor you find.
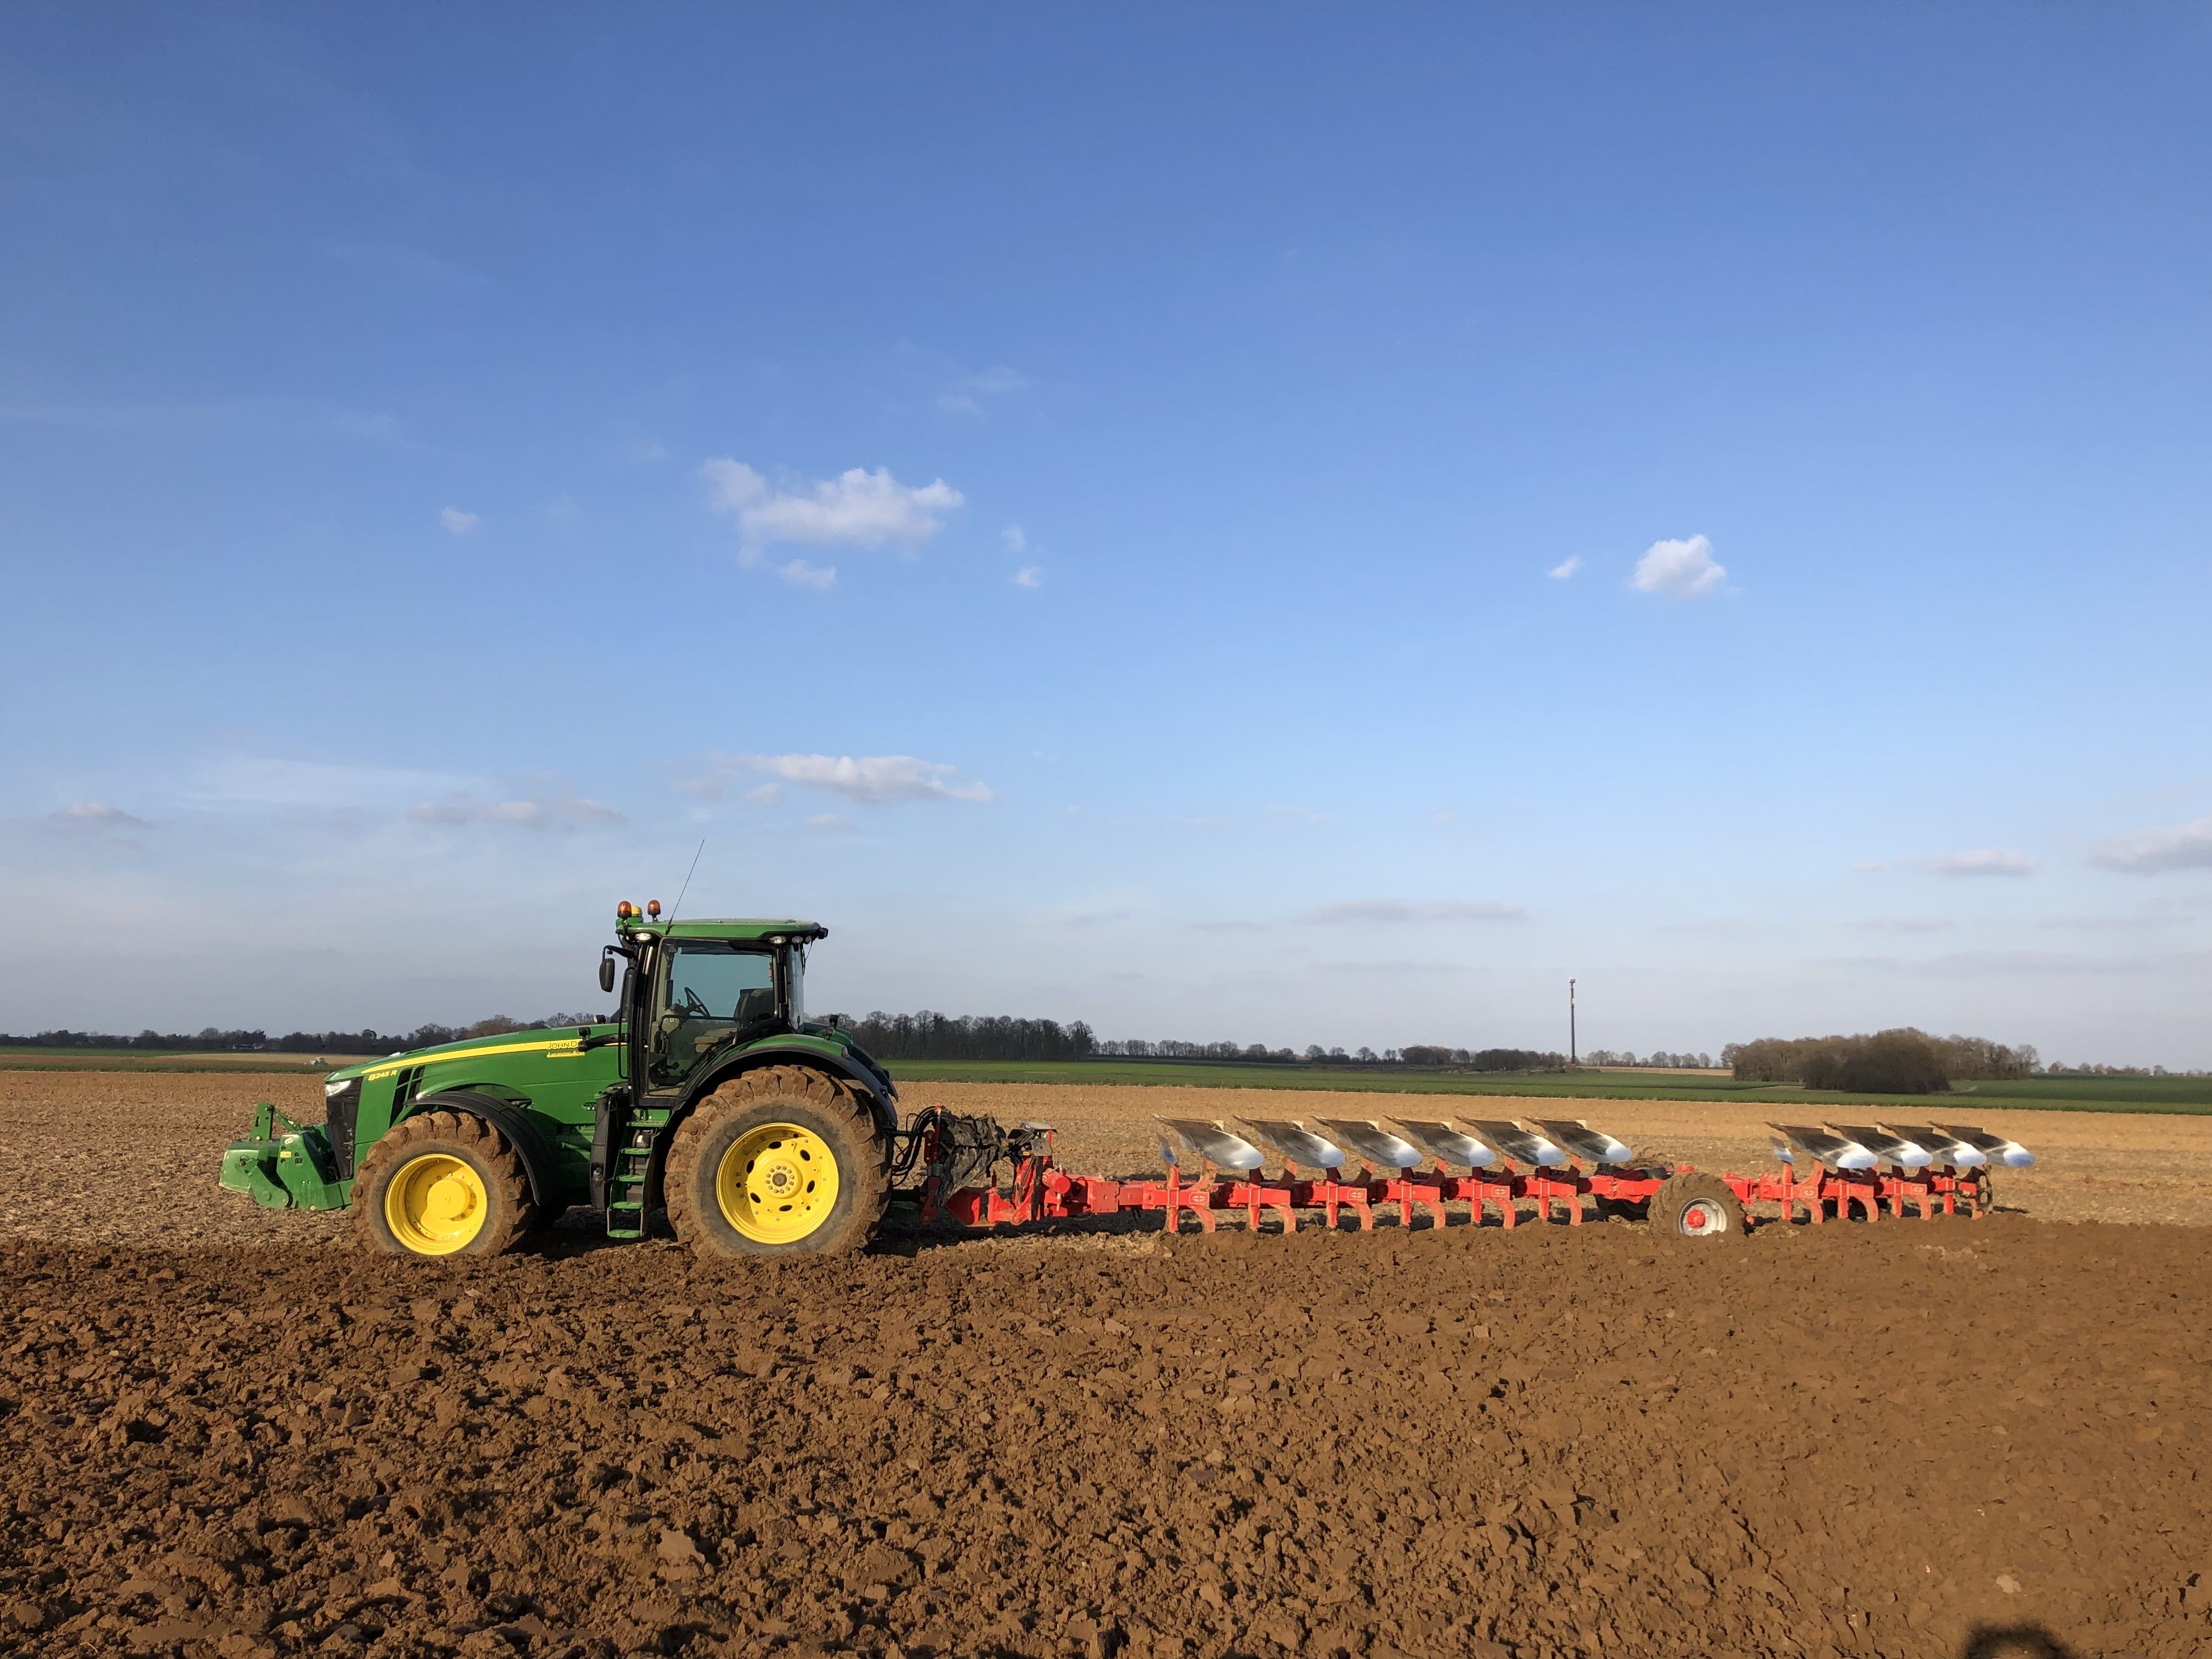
[219,903,906,1260]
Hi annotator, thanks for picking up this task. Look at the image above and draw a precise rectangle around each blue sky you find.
[3,7,2209,1064]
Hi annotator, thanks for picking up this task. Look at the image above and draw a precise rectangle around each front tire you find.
[664,1066,890,1259]
[353,1109,536,1259]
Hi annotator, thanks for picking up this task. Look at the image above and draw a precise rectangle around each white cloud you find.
[1547,555,1583,580]
[1851,860,1886,873]
[409,792,625,830]
[744,783,782,806]
[1011,565,1043,589]
[1003,523,1028,553]
[2089,813,2212,874]
[677,753,992,805]
[1630,534,1726,600]
[440,507,480,535]
[701,459,962,551]
[939,366,1028,416]
[1300,899,1525,924]
[774,556,837,591]
[1910,849,2040,878]
[48,801,153,831]
[806,814,855,833]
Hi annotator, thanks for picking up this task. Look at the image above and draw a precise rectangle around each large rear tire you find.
[1647,1171,1748,1245]
[664,1066,890,1259]
[353,1109,537,1259]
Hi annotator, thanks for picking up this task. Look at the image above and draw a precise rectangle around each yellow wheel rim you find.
[716,1122,839,1245]
[384,1153,489,1255]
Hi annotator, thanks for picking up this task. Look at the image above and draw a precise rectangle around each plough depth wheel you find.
[1961,1168,1995,1217]
[1648,1171,1747,1245]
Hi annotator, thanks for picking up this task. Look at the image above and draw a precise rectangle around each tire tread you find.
[1647,1169,1748,1245]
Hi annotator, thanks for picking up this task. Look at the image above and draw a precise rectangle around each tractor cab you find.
[602,904,828,1096]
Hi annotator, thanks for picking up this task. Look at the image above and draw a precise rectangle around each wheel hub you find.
[385,1153,489,1255]
[1680,1198,1724,1235]
[716,1122,841,1245]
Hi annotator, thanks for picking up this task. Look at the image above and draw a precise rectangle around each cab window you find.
[652,943,777,1084]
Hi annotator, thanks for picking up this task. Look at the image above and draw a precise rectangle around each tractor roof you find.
[618,917,827,944]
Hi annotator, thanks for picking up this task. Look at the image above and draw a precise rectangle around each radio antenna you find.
[667,839,706,927]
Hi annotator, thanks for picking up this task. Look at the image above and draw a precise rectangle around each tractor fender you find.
[404,1090,561,1207]
[682,1045,899,1139]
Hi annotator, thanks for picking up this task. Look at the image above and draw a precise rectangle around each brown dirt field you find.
[3,1075,2210,1659]
[0,1073,349,1249]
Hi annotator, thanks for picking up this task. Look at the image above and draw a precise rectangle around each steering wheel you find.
[679,986,713,1017]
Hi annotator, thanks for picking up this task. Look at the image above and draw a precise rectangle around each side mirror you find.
[599,949,617,995]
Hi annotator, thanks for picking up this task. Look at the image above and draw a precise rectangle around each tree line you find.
[2045,1062,2204,1077]
[1723,1029,2039,1094]
[1,1013,610,1057]
[25,1015,2183,1081]
[3,1028,283,1052]
[830,1011,1099,1063]
[832,1019,1568,1071]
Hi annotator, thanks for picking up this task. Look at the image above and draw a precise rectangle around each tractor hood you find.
[323,1022,620,1086]
[322,1018,889,1096]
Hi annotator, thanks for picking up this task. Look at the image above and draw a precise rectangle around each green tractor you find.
[220,902,903,1260]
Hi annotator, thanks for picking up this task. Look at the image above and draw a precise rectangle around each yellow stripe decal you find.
[365,1036,605,1081]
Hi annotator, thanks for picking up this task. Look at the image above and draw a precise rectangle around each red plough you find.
[900,1111,2034,1241]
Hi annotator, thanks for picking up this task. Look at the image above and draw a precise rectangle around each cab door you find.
[642,940,781,1103]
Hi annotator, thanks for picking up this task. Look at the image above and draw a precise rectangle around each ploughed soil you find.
[2,1074,2209,1659]
[6,1224,2212,1659]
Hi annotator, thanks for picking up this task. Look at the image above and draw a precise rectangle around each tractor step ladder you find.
[604,1104,673,1239]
